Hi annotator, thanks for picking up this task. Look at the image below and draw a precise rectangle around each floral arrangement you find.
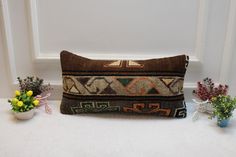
[211,95,236,121]
[8,76,52,120]
[17,76,52,96]
[192,77,228,102]
[192,78,229,121]
[8,90,39,112]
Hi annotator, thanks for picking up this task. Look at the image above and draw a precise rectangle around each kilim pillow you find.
[60,50,189,118]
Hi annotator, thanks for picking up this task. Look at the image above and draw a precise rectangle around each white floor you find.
[0,99,236,157]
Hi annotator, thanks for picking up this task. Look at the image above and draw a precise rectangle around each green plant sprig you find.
[210,95,236,121]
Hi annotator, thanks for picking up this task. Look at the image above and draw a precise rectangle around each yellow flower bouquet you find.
[8,90,39,113]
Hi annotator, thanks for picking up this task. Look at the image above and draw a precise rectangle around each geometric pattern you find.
[60,51,189,118]
[104,60,144,68]
[160,78,175,87]
[173,102,187,118]
[70,102,120,114]
[63,76,184,96]
[123,103,171,116]
[61,95,187,117]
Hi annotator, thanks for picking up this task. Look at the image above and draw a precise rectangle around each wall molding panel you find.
[219,0,236,84]
[0,0,234,99]
[0,0,17,84]
[27,0,208,64]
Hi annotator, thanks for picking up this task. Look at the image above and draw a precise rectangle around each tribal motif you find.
[60,51,189,118]
[173,102,187,118]
[123,103,171,116]
[71,102,120,114]
[63,76,184,96]
[104,60,144,68]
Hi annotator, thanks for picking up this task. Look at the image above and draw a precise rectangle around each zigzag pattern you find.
[63,75,184,96]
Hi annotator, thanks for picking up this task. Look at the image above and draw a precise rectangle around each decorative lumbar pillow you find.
[60,50,189,118]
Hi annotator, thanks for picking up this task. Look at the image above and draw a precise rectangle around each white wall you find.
[0,21,11,98]
[229,40,236,96]
[0,0,235,99]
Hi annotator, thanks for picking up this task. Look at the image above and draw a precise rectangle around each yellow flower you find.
[17,101,23,107]
[211,97,216,102]
[12,98,19,105]
[26,90,33,97]
[15,90,20,96]
[33,99,39,106]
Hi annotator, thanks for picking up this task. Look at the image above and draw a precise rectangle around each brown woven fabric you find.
[60,50,189,117]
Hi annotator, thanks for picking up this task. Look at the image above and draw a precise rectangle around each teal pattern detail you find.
[116,78,134,87]
[147,88,159,94]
